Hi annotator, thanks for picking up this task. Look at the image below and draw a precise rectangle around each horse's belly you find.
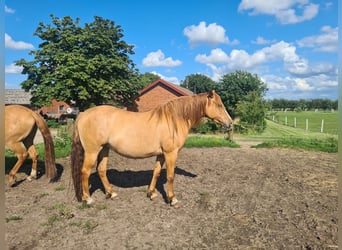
[110,139,162,159]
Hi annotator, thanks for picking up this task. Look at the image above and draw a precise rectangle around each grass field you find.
[268,111,338,134]
[239,119,337,152]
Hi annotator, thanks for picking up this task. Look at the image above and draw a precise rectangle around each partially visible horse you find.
[71,90,232,206]
[5,105,57,185]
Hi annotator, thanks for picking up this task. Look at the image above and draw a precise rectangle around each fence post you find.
[294,117,296,128]
[66,118,74,137]
[306,119,308,131]
[321,119,324,133]
[285,116,287,126]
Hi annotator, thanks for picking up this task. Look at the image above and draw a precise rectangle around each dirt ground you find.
[5,143,338,249]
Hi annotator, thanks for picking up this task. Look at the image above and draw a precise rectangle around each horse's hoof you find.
[147,191,158,200]
[106,192,118,199]
[27,170,37,181]
[26,175,36,181]
[8,176,17,187]
[83,197,94,205]
[170,198,180,208]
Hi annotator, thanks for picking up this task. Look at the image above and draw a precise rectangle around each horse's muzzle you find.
[221,122,233,131]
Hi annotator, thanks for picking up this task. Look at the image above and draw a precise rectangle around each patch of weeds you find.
[46,214,60,226]
[78,202,92,210]
[252,137,337,153]
[45,203,74,226]
[138,187,148,193]
[70,219,99,234]
[82,220,99,234]
[185,136,240,148]
[6,215,22,223]
[69,220,83,227]
[39,192,49,198]
[54,185,65,191]
[95,203,108,210]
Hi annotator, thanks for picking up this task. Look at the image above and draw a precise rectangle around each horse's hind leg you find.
[6,142,28,186]
[97,146,117,200]
[25,144,38,181]
[81,152,98,204]
[147,155,165,200]
[23,132,38,181]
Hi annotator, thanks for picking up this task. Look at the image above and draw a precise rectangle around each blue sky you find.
[5,0,338,100]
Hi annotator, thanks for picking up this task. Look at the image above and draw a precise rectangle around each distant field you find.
[267,111,338,135]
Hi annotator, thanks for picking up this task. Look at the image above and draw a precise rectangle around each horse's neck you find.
[181,96,206,130]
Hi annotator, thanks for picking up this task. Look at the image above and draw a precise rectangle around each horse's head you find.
[205,90,233,130]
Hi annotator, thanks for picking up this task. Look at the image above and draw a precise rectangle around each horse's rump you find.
[5,105,57,181]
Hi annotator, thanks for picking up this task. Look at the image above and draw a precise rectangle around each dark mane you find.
[150,93,207,132]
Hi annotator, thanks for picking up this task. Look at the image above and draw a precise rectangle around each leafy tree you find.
[180,73,218,94]
[16,15,142,110]
[139,72,160,88]
[217,70,268,118]
[236,91,268,133]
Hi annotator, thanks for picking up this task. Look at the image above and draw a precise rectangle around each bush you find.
[46,118,60,128]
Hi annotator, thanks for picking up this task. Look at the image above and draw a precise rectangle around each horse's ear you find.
[208,90,215,98]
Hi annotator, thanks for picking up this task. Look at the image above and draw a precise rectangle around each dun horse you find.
[5,105,57,185]
[71,90,232,206]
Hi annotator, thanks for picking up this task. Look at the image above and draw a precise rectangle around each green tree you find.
[217,70,268,133]
[236,91,268,133]
[16,15,142,110]
[180,73,218,94]
[139,72,160,88]
[217,70,268,118]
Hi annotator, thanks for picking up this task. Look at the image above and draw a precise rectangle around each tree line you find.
[267,98,337,111]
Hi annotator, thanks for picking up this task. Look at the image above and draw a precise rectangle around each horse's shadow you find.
[5,156,64,186]
[89,166,197,204]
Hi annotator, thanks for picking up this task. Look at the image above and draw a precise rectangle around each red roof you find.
[140,79,193,96]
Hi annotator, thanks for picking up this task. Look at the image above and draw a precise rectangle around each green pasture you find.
[242,119,337,152]
[267,111,338,134]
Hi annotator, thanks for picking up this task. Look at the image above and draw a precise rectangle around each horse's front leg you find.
[164,151,179,207]
[147,155,165,200]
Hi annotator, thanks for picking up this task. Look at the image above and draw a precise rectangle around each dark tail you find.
[70,121,84,202]
[32,112,57,181]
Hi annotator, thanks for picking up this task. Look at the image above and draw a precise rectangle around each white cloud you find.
[196,41,300,71]
[5,5,15,14]
[5,64,23,74]
[195,48,230,64]
[252,36,276,45]
[238,0,319,24]
[195,40,337,98]
[142,49,182,67]
[183,21,238,46]
[294,78,314,90]
[297,26,338,52]
[285,59,335,76]
[262,73,337,99]
[5,33,34,50]
[261,75,289,91]
[150,71,180,84]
